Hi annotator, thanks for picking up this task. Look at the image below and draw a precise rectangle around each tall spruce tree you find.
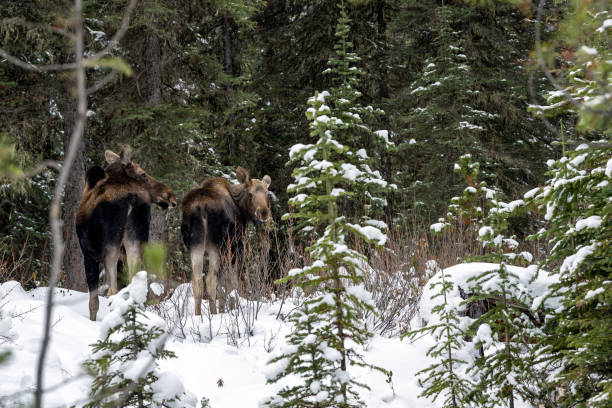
[526,2,611,406]
[263,4,390,407]
[389,0,553,218]
[526,141,611,407]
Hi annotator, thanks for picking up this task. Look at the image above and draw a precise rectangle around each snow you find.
[355,149,368,159]
[458,121,484,131]
[150,282,165,296]
[346,284,375,307]
[585,287,604,300]
[524,187,539,199]
[0,262,555,407]
[330,188,345,197]
[575,215,602,231]
[151,372,198,407]
[597,19,612,32]
[430,222,446,233]
[478,226,494,237]
[316,90,330,102]
[560,243,599,274]
[340,163,362,181]
[316,115,330,124]
[580,45,598,56]
[288,143,313,160]
[416,263,559,326]
[570,153,588,167]
[346,223,387,246]
[374,130,393,146]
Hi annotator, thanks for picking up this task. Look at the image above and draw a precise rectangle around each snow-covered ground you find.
[0,263,547,407]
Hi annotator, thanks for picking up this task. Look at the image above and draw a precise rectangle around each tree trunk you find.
[61,68,87,292]
[222,15,237,160]
[143,29,162,106]
[376,0,395,225]
[222,16,234,76]
[142,29,165,243]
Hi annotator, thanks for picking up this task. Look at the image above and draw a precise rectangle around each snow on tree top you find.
[575,215,602,231]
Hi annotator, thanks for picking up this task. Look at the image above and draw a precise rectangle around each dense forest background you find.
[0,0,579,289]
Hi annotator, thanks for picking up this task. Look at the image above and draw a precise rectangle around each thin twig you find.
[87,69,119,94]
[22,160,61,178]
[1,17,72,38]
[534,0,612,118]
[34,0,87,405]
[0,0,137,73]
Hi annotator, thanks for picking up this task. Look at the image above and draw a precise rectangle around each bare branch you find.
[87,69,119,95]
[84,0,137,65]
[22,160,61,178]
[528,71,563,140]
[1,17,72,38]
[534,0,612,119]
[0,48,76,72]
[34,0,88,405]
[0,0,137,73]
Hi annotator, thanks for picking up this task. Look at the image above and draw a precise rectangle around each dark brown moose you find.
[76,146,177,321]
[181,167,272,315]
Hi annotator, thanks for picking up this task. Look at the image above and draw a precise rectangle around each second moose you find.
[181,167,272,315]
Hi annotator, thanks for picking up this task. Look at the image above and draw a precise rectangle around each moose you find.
[76,146,177,321]
[181,167,272,315]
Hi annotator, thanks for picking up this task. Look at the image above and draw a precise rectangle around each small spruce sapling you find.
[462,159,540,407]
[464,263,540,408]
[264,303,336,407]
[83,272,197,408]
[430,153,501,238]
[403,267,473,408]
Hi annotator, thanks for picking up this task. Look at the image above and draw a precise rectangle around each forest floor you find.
[0,263,540,407]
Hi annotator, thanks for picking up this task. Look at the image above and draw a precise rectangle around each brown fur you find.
[76,146,176,321]
[76,173,151,225]
[181,167,271,315]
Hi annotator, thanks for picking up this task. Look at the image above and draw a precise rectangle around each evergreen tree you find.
[404,268,474,408]
[428,153,543,407]
[83,271,197,408]
[263,4,390,407]
[389,0,553,218]
[464,263,540,408]
[264,303,337,407]
[526,141,611,407]
[525,3,611,405]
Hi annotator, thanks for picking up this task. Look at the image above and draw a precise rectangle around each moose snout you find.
[257,208,270,221]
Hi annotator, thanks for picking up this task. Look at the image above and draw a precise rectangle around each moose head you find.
[236,166,272,223]
[105,146,177,209]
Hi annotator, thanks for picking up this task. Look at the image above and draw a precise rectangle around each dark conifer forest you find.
[0,1,610,407]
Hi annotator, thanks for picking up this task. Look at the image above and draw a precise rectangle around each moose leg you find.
[84,255,100,321]
[104,245,121,296]
[206,248,219,314]
[124,239,142,280]
[190,243,205,316]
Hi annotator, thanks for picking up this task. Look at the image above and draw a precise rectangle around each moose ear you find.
[262,175,271,187]
[120,145,133,164]
[236,167,250,184]
[105,150,120,164]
